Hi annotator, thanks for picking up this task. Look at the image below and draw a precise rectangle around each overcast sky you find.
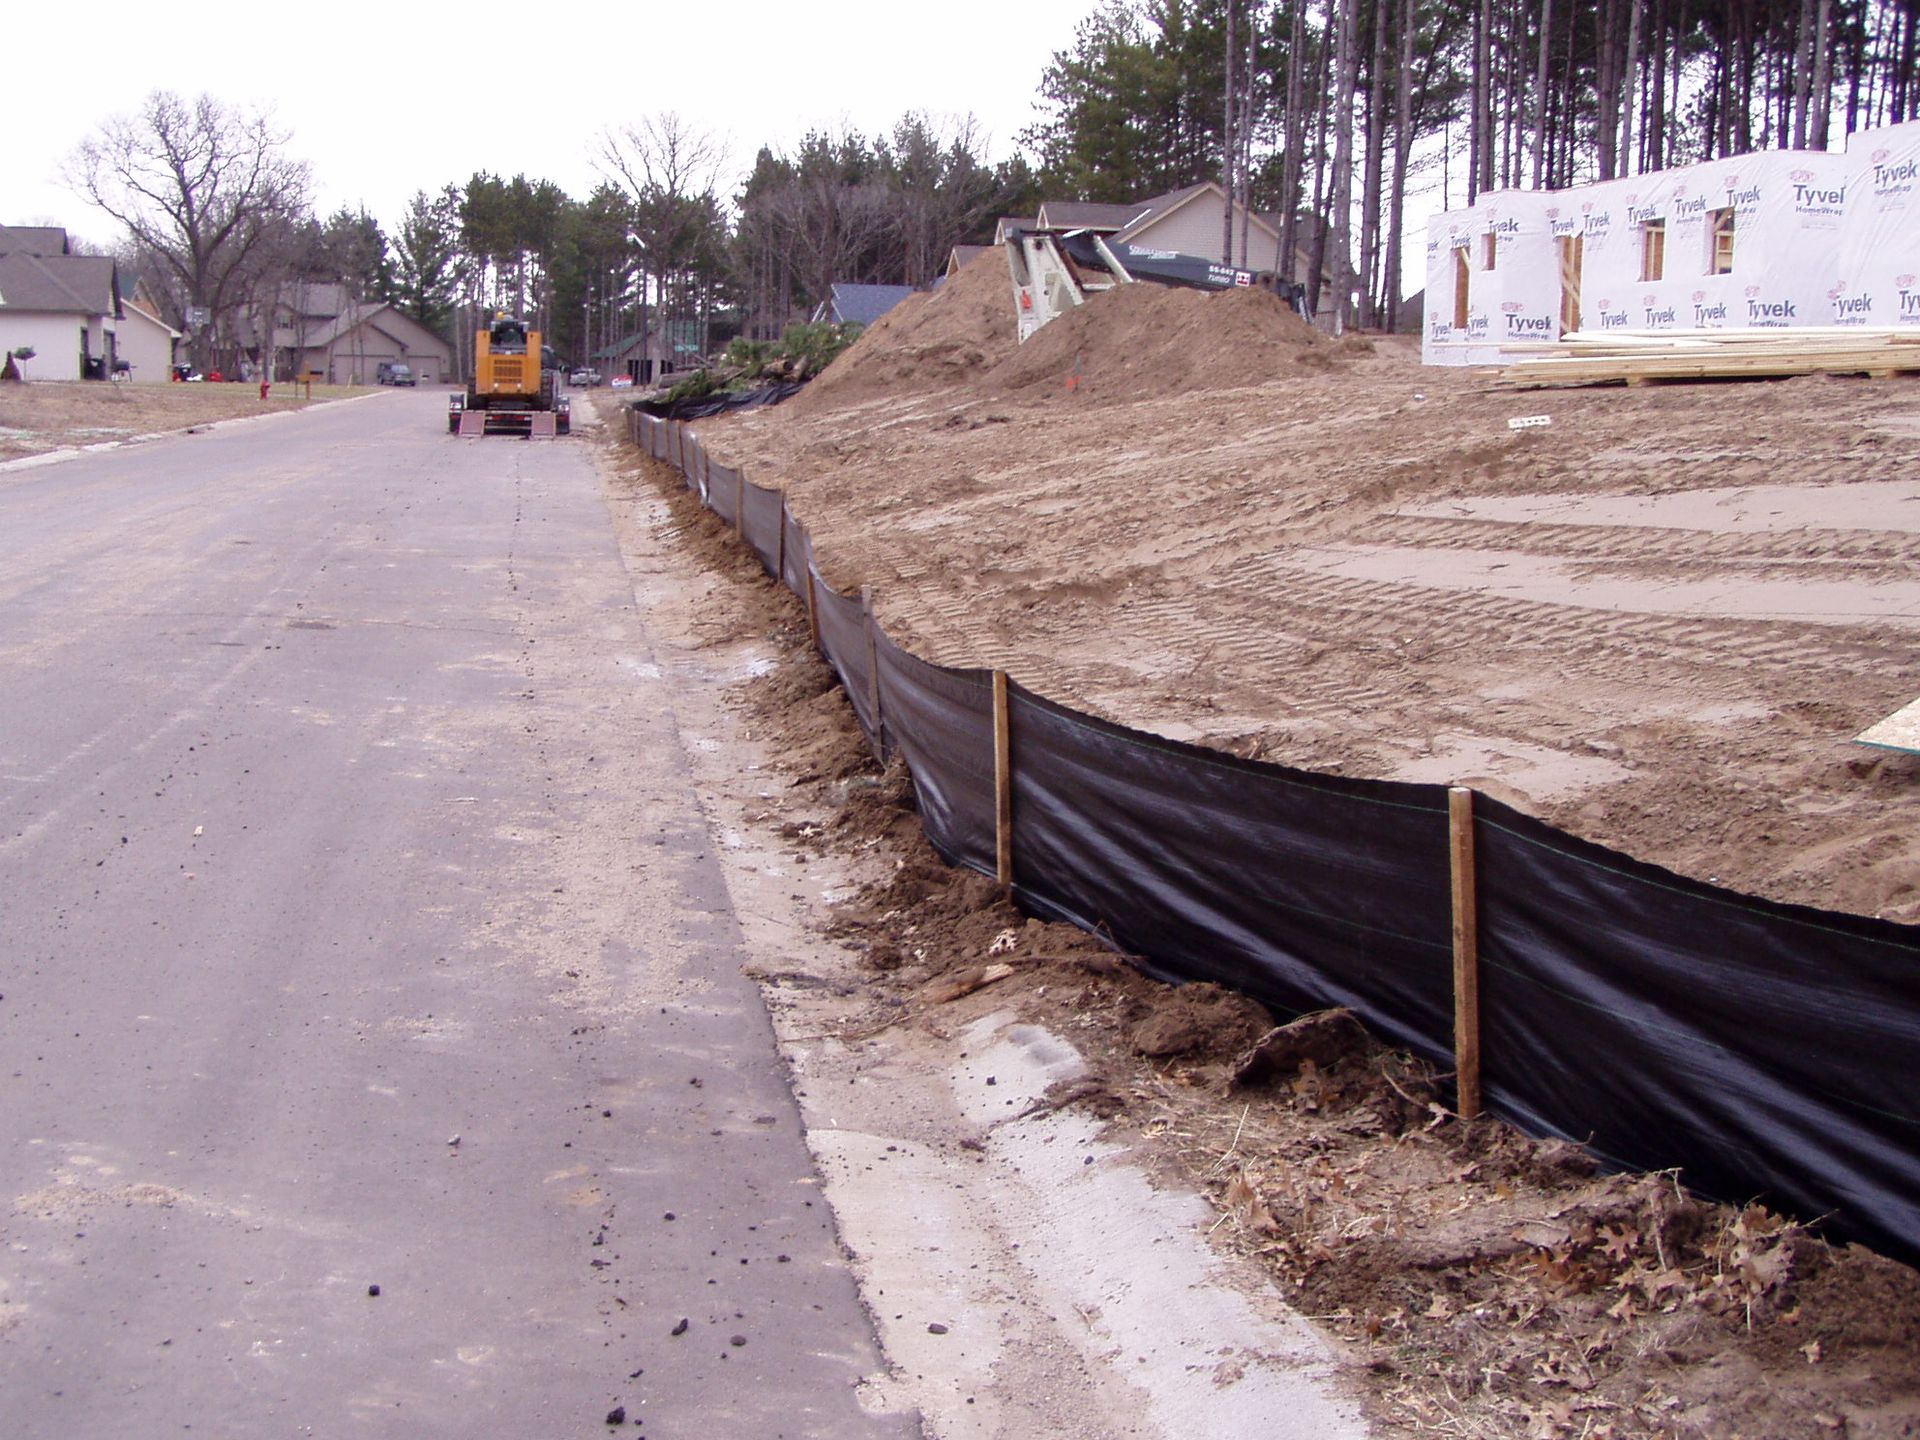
[7,2,1089,249]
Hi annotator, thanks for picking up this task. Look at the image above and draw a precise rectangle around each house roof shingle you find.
[0,252,118,316]
[1034,200,1149,230]
[824,283,916,326]
[0,226,71,256]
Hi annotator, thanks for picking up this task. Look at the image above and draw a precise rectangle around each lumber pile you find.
[1495,326,1920,387]
[1857,696,1920,756]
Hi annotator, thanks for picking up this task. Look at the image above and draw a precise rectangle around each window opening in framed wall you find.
[1641,220,1666,282]
[1708,208,1735,274]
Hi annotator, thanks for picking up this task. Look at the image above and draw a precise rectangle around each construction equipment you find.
[448,315,570,436]
[1004,227,1310,342]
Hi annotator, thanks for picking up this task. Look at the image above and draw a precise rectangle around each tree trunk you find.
[1810,0,1834,145]
[1330,0,1359,333]
[1360,0,1389,323]
[1620,0,1643,174]
[1305,3,1337,316]
[1532,0,1552,185]
[1223,0,1238,266]
[1239,16,1257,266]
[1385,0,1414,330]
[1279,0,1309,279]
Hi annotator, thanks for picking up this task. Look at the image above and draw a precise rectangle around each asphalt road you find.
[0,392,916,1438]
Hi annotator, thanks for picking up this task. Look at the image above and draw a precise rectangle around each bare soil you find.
[0,379,356,462]
[592,408,1920,1440]
[702,249,1920,925]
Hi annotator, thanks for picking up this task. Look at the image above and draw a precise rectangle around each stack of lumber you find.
[1495,326,1920,387]
[1857,695,1920,756]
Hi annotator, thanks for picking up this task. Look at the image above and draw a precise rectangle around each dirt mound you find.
[1130,981,1272,1059]
[790,251,1335,417]
[983,280,1334,405]
[791,251,1017,415]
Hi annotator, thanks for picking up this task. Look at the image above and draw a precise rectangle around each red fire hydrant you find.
[260,379,270,401]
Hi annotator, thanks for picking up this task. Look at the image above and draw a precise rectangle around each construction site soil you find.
[709,249,1920,927]
[600,251,1920,1436]
[595,412,1920,1439]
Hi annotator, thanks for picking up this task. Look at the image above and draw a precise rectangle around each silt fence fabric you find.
[1006,682,1456,1065]
[636,413,1920,1267]
[741,480,785,578]
[872,632,999,877]
[1472,795,1920,1264]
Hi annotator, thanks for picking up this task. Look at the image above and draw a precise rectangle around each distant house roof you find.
[294,301,447,358]
[812,283,916,327]
[945,244,988,277]
[0,251,120,317]
[1034,200,1148,231]
[592,320,702,364]
[0,226,72,256]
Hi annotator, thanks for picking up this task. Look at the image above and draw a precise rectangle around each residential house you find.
[116,291,180,381]
[288,303,452,386]
[942,245,989,280]
[809,283,916,327]
[271,282,453,385]
[0,226,123,380]
[592,319,706,386]
[1033,181,1319,286]
[992,185,1331,319]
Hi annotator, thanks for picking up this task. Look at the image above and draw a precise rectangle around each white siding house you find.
[0,231,122,381]
[116,296,179,382]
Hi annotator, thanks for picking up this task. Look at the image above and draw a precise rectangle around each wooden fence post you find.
[1449,785,1483,1120]
[774,499,786,587]
[993,670,1013,890]
[804,565,821,653]
[736,470,746,540]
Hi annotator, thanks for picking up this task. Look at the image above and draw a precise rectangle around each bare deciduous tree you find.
[599,113,728,377]
[67,91,308,369]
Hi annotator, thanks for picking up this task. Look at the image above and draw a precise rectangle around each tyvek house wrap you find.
[1836,119,1920,329]
[1423,118,1916,365]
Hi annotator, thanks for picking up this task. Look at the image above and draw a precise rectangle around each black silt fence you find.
[628,409,1920,1268]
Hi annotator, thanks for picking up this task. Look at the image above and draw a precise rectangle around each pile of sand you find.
[796,248,1349,414]
[984,280,1342,404]
[791,250,1017,415]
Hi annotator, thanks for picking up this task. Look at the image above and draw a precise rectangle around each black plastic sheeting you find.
[630,409,1920,1269]
[635,382,804,421]
[1006,683,1456,1065]
[706,458,741,527]
[1472,794,1920,1265]
[812,581,876,749]
[741,482,785,579]
[781,508,809,597]
[873,631,999,878]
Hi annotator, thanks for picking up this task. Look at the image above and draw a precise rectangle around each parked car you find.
[376,362,417,386]
[567,367,601,387]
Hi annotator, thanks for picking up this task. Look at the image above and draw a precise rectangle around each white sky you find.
[6,1,1090,247]
[8,2,1443,298]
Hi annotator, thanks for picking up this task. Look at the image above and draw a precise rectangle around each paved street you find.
[0,392,915,1437]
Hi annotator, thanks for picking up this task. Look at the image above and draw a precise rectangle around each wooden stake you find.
[804,565,821,652]
[993,671,1013,890]
[774,499,786,587]
[736,470,746,540]
[1449,785,1482,1120]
